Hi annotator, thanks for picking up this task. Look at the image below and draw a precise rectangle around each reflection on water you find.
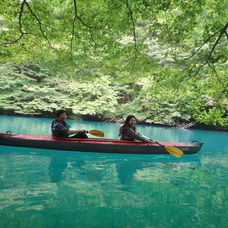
[0,145,227,228]
[0,146,202,186]
[116,160,144,187]
[48,154,68,183]
[45,150,202,186]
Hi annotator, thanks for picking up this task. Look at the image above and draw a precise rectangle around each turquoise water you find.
[0,115,227,228]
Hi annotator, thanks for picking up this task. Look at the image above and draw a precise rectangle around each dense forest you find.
[0,0,227,131]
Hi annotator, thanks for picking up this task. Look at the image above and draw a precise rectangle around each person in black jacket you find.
[119,115,156,143]
[51,109,88,138]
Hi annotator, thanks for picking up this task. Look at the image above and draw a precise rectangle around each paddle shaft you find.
[155,141,164,147]
[142,135,183,157]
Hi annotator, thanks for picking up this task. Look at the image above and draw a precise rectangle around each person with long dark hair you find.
[119,115,156,143]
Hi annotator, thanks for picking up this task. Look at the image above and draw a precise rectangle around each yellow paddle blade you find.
[88,130,105,137]
[164,146,184,158]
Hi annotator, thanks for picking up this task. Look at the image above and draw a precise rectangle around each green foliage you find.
[0,61,227,129]
[62,76,120,117]
[194,107,227,126]
[0,0,227,129]
[0,63,121,118]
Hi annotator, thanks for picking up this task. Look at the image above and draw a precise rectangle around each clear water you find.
[0,115,227,228]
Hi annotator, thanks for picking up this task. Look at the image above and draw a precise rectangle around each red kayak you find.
[0,132,203,155]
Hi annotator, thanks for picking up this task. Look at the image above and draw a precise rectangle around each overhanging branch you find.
[125,0,137,51]
[205,22,228,64]
[178,22,228,89]
[2,1,26,44]
[23,0,53,48]
[70,0,97,58]
[3,0,53,48]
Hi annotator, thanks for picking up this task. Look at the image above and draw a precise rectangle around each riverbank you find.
[1,63,227,132]
[0,111,227,132]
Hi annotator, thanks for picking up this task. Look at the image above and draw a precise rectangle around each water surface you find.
[0,115,227,228]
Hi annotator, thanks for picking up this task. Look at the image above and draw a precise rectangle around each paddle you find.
[155,141,184,158]
[142,135,183,157]
[87,129,105,137]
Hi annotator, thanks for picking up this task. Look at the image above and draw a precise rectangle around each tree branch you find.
[124,0,141,75]
[70,0,97,57]
[208,62,228,97]
[23,0,53,48]
[2,1,26,44]
[125,0,137,50]
[3,0,53,48]
[177,22,228,89]
[205,22,228,64]
[184,30,220,60]
[184,22,228,63]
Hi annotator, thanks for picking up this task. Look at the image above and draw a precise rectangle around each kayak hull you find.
[0,133,203,155]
